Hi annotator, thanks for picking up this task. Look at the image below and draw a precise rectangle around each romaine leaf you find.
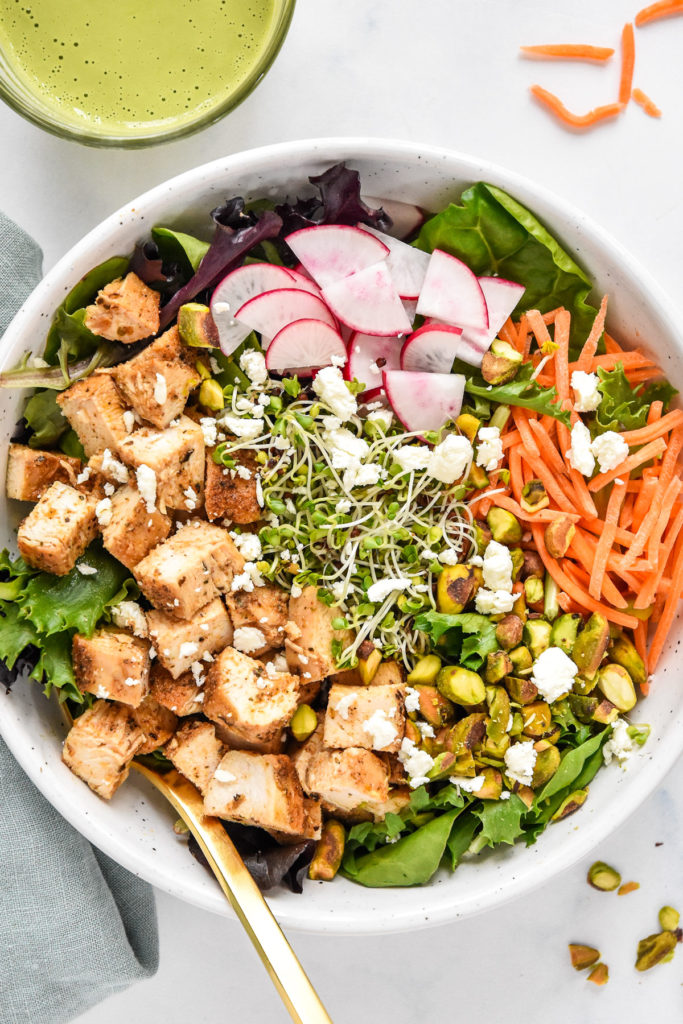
[472,794,526,846]
[0,601,41,668]
[23,390,69,448]
[341,807,461,887]
[416,182,598,352]
[33,633,80,701]
[534,729,607,804]
[152,227,210,274]
[445,810,479,869]
[413,611,498,669]
[461,362,570,425]
[595,363,678,433]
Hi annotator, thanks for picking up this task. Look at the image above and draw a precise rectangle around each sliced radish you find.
[461,276,526,351]
[402,298,418,326]
[285,225,389,289]
[265,319,347,377]
[383,370,466,437]
[400,324,464,374]
[345,332,402,395]
[210,263,299,355]
[235,288,337,345]
[358,225,431,299]
[363,197,425,239]
[416,250,489,331]
[322,262,412,337]
[286,266,324,298]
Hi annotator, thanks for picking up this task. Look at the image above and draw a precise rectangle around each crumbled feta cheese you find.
[367,407,393,430]
[209,356,222,375]
[100,448,128,484]
[273,435,292,451]
[76,467,92,485]
[531,646,578,703]
[199,417,218,447]
[439,548,460,566]
[290,583,303,599]
[136,464,157,512]
[231,571,255,594]
[591,430,628,474]
[367,577,412,603]
[195,692,205,704]
[324,426,369,468]
[103,482,115,497]
[474,589,516,614]
[270,654,289,673]
[239,350,268,386]
[335,498,352,514]
[421,547,438,561]
[184,486,197,511]
[603,718,634,766]
[504,740,537,786]
[393,444,431,474]
[95,497,113,527]
[448,774,485,794]
[362,709,398,750]
[235,464,252,481]
[122,676,138,688]
[230,531,262,561]
[404,687,421,713]
[428,434,473,484]
[482,540,514,593]
[500,790,511,800]
[567,420,595,477]
[330,353,346,367]
[95,685,110,699]
[348,463,382,488]
[417,721,435,740]
[368,360,381,376]
[334,693,356,720]
[470,554,484,567]
[214,768,237,784]
[122,410,136,434]
[398,737,434,788]
[190,661,205,685]
[233,626,266,654]
[312,366,357,422]
[179,642,199,659]
[219,413,264,440]
[110,600,148,638]
[76,563,97,576]
[235,397,257,414]
[153,373,167,405]
[476,426,503,472]
[571,370,601,412]
[322,415,342,431]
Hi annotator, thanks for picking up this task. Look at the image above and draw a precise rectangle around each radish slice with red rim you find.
[265,319,347,377]
[460,276,525,351]
[358,225,431,299]
[400,323,464,374]
[211,263,299,355]
[345,331,402,395]
[416,250,489,331]
[322,262,412,337]
[235,288,337,346]
[383,369,466,437]
[285,224,389,289]
[362,197,425,239]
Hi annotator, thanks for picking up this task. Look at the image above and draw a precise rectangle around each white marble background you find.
[1,0,682,1019]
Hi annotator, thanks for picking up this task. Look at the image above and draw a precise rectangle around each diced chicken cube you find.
[289,712,325,789]
[203,646,300,749]
[165,719,225,795]
[329,786,412,825]
[72,628,151,707]
[328,666,362,686]
[149,664,205,716]
[324,684,406,753]
[6,443,82,502]
[285,586,354,682]
[17,481,98,575]
[100,485,171,569]
[147,597,232,679]
[131,695,178,754]
[225,583,288,655]
[134,521,244,619]
[112,326,200,429]
[56,371,130,458]
[84,272,160,343]
[205,448,261,524]
[302,748,390,813]
[204,750,307,836]
[370,661,406,686]
[117,414,204,511]
[62,699,145,800]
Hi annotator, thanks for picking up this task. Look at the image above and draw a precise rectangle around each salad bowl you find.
[1,138,682,934]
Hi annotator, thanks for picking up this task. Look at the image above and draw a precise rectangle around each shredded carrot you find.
[635,0,683,27]
[520,44,615,61]
[590,478,628,600]
[658,425,683,490]
[649,531,683,671]
[525,309,553,351]
[511,407,540,457]
[582,518,637,548]
[635,506,683,609]
[631,471,661,532]
[527,419,567,478]
[541,307,565,324]
[523,452,580,514]
[494,493,581,524]
[556,419,599,519]
[621,409,683,446]
[517,314,531,359]
[621,473,682,568]
[647,400,664,424]
[587,437,667,492]
[619,23,636,105]
[530,85,624,130]
[576,295,609,372]
[568,533,629,606]
[570,350,658,372]
[509,446,524,503]
[620,492,635,530]
[632,87,662,117]
[648,478,682,563]
[554,309,572,403]
[502,429,522,450]
[499,316,520,348]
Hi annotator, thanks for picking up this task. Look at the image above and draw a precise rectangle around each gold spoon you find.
[63,709,332,1023]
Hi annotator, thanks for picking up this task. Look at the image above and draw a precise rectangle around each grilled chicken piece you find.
[149,664,206,716]
[131,695,178,754]
[284,586,354,683]
[205,448,261,524]
[204,750,307,836]
[134,521,245,620]
[225,583,288,656]
[165,719,225,796]
[62,699,145,800]
[57,371,130,458]
[324,683,407,754]
[301,748,390,813]
[117,414,205,513]
[203,646,300,750]
[6,443,82,502]
[370,661,406,686]
[100,485,171,570]
[112,326,200,429]
[325,786,412,825]
[147,597,232,679]
[17,481,98,575]
[84,272,160,343]
[72,628,152,707]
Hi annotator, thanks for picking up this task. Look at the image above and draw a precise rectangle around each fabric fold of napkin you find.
[0,211,159,1024]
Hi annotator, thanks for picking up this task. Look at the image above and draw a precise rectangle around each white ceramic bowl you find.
[1,139,682,935]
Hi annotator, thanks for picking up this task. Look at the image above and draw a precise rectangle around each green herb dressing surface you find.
[0,0,278,136]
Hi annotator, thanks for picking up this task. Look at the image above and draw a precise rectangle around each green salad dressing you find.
[0,0,278,136]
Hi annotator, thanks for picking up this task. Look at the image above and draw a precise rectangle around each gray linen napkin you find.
[0,212,159,1024]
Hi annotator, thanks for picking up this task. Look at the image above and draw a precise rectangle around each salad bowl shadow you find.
[1,138,682,934]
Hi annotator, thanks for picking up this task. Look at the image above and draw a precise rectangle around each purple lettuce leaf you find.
[188,823,315,893]
[276,162,392,235]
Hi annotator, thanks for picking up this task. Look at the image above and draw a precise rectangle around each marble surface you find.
[1,0,682,1019]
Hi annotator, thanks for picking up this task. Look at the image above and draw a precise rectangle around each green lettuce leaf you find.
[341,807,461,887]
[0,601,41,668]
[33,633,79,700]
[23,390,69,448]
[534,729,607,805]
[152,227,210,274]
[445,810,479,869]
[595,364,677,433]
[460,362,570,425]
[44,256,129,364]
[416,182,598,353]
[472,794,526,846]
[413,611,498,669]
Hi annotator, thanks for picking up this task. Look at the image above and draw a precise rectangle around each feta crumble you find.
[398,738,434,788]
[475,589,516,615]
[122,410,136,434]
[239,350,268,386]
[428,434,473,484]
[591,430,628,474]
[367,407,393,430]
[136,464,157,512]
[179,642,199,659]
[214,768,237,784]
[571,370,601,412]
[567,420,595,477]
[312,366,357,422]
[230,531,262,561]
[367,577,412,603]
[110,601,148,638]
[100,448,128,484]
[233,626,266,654]
[603,718,634,767]
[448,774,485,794]
[95,497,113,527]
[153,373,167,405]
[476,426,503,472]
[199,417,218,447]
[531,646,578,703]
[219,413,264,440]
[76,466,92,485]
[76,563,97,576]
[504,740,537,786]
[404,687,421,713]
[334,693,356,720]
[393,444,431,474]
[482,540,513,593]
[362,709,398,750]
[438,548,460,566]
